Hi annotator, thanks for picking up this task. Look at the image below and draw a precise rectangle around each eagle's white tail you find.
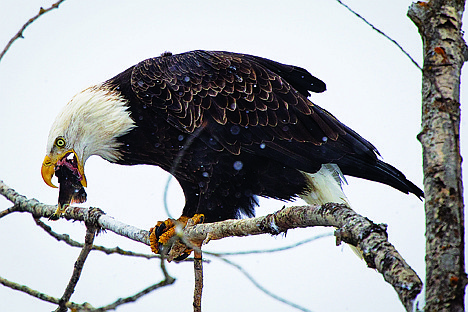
[300,164,362,259]
[300,164,349,206]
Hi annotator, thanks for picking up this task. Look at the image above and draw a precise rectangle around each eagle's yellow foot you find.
[49,204,68,221]
[149,214,204,260]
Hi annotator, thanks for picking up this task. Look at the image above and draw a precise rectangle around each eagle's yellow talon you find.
[49,204,68,220]
[149,214,205,258]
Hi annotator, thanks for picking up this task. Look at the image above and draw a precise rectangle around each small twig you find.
[159,251,172,280]
[205,232,332,256]
[92,218,180,310]
[0,275,91,310]
[94,246,176,312]
[0,205,18,219]
[215,255,312,312]
[1,264,177,312]
[0,0,67,63]
[164,126,206,218]
[94,278,176,311]
[193,248,203,312]
[55,215,98,312]
[163,175,175,219]
[34,216,161,259]
[34,216,83,247]
[335,0,422,70]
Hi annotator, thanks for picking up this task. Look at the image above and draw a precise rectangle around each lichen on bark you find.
[408,1,467,310]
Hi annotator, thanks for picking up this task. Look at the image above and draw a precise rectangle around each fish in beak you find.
[41,151,87,219]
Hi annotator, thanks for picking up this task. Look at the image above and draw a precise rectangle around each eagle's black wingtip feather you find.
[376,159,424,200]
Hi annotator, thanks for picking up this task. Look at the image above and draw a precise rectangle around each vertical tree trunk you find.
[408,1,467,311]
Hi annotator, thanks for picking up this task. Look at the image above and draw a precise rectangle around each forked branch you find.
[0,180,422,310]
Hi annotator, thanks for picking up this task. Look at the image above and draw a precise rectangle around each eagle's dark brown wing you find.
[128,50,422,197]
[131,51,371,150]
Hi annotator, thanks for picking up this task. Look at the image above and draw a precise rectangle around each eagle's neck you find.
[48,86,136,163]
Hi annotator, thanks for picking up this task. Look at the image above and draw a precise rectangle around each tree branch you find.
[408,1,467,310]
[0,275,92,310]
[193,249,203,312]
[92,258,175,311]
[55,210,100,312]
[94,277,175,311]
[0,0,67,63]
[205,232,333,256]
[213,255,312,312]
[0,180,422,310]
[183,203,422,310]
[335,0,422,70]
[0,271,175,312]
[33,215,162,259]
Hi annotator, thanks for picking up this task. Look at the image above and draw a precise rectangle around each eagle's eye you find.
[55,137,66,148]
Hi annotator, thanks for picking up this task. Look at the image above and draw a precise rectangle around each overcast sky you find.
[0,1,466,311]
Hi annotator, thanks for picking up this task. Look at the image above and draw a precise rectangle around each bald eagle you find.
[41,50,423,255]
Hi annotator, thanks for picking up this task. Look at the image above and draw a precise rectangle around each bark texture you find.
[408,1,467,311]
[0,181,421,309]
[184,203,422,310]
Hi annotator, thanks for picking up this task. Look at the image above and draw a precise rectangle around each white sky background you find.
[0,0,466,311]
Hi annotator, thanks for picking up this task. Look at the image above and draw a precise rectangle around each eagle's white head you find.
[41,86,135,191]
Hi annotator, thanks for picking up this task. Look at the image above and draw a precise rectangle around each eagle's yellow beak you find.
[41,155,58,188]
[41,151,87,188]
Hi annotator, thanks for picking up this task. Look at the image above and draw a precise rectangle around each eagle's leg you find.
[149,214,204,260]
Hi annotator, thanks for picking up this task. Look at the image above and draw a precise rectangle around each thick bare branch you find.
[408,1,467,311]
[183,203,422,310]
[0,180,56,217]
[0,180,421,309]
